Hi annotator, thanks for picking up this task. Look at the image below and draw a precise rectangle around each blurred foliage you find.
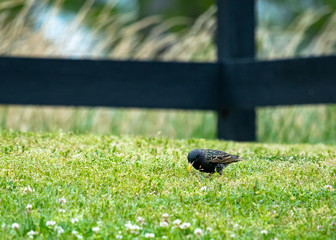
[0,0,335,143]
[138,0,214,19]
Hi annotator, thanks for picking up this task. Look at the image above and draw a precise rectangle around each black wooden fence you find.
[1,0,336,141]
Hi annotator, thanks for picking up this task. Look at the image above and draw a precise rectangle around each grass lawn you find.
[0,131,335,239]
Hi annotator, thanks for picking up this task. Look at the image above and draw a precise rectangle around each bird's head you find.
[187,149,204,172]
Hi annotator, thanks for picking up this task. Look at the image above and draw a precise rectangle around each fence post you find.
[216,0,256,141]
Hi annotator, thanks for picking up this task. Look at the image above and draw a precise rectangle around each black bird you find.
[187,149,243,174]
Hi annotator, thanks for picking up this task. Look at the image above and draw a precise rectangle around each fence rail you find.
[0,0,335,141]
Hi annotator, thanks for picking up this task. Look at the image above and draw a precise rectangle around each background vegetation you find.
[0,0,335,143]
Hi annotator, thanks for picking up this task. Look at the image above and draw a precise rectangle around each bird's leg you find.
[206,173,213,178]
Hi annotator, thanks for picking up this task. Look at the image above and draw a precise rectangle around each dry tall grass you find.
[0,0,335,143]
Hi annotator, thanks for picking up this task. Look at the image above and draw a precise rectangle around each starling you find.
[187,149,243,174]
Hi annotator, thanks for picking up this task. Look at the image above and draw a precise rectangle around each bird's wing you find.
[204,149,242,164]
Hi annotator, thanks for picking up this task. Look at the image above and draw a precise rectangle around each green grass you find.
[2,105,336,144]
[1,131,336,239]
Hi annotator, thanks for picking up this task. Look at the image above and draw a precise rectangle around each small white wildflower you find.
[230,233,235,237]
[125,221,141,234]
[12,223,20,231]
[26,204,33,213]
[289,156,293,161]
[162,236,168,239]
[194,228,203,237]
[160,222,169,228]
[27,230,38,238]
[207,227,212,231]
[162,213,169,219]
[23,186,32,194]
[77,235,83,239]
[59,209,66,213]
[125,221,133,229]
[325,185,334,191]
[317,225,322,230]
[180,222,191,229]
[59,197,66,204]
[71,218,79,224]
[271,210,276,214]
[261,230,268,235]
[116,235,123,239]
[200,186,207,191]
[97,220,103,225]
[137,217,145,225]
[72,230,78,235]
[145,233,155,238]
[233,223,240,229]
[173,219,182,227]
[130,225,141,234]
[92,226,100,233]
[54,226,64,234]
[46,221,56,227]
[273,204,279,208]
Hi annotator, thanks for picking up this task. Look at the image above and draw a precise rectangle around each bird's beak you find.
[188,162,193,172]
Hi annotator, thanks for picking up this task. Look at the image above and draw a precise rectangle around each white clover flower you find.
[125,221,133,229]
[194,228,203,237]
[160,222,169,228]
[289,156,294,161]
[12,223,20,231]
[46,221,56,227]
[77,235,83,239]
[233,223,239,229]
[59,209,66,213]
[125,221,141,234]
[180,222,191,229]
[59,197,66,204]
[200,186,207,191]
[325,185,334,191]
[162,213,169,220]
[116,235,123,239]
[206,227,212,231]
[137,217,145,225]
[26,204,33,213]
[145,233,155,238]
[173,219,182,227]
[71,218,79,224]
[27,230,38,238]
[54,226,64,234]
[261,230,268,235]
[92,227,100,233]
[130,225,141,234]
[72,230,78,235]
[23,186,33,194]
